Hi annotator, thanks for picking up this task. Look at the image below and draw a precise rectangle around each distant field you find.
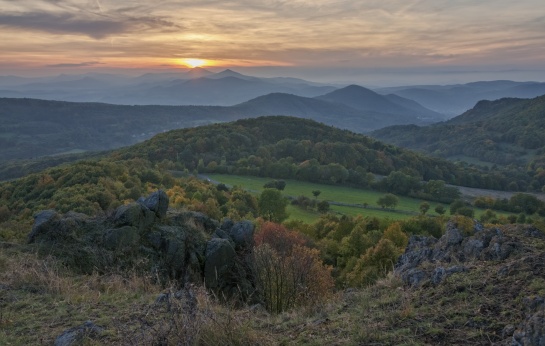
[207,174,445,222]
[206,174,515,223]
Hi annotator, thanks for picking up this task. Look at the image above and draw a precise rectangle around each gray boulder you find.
[103,226,140,252]
[54,321,103,346]
[229,220,255,250]
[512,297,545,345]
[113,202,155,229]
[28,210,60,243]
[204,238,236,289]
[396,221,521,287]
[142,190,169,218]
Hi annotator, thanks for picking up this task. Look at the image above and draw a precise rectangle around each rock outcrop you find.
[395,220,523,287]
[394,221,545,344]
[28,191,257,302]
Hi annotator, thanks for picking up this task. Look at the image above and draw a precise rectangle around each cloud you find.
[45,61,102,68]
[0,9,184,39]
[0,12,127,38]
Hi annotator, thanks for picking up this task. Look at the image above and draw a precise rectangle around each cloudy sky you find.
[1,0,544,85]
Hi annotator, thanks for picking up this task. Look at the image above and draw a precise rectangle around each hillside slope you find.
[371,95,545,169]
[1,213,543,345]
[316,85,445,123]
[265,222,545,345]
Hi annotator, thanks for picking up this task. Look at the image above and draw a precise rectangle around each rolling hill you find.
[0,91,446,164]
[316,85,445,122]
[371,95,545,172]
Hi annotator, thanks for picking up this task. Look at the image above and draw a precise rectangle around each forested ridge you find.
[118,116,542,192]
[372,95,545,176]
[2,115,542,235]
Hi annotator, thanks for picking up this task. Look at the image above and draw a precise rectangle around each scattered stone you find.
[403,268,427,287]
[431,267,446,285]
[54,321,103,346]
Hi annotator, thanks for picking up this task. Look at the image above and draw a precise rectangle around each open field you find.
[206,174,515,223]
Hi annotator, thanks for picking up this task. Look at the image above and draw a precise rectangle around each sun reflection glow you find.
[180,58,208,68]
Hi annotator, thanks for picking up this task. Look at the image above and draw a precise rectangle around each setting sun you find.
[181,58,207,68]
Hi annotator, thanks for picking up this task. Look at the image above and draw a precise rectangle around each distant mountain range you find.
[0,69,337,106]
[3,68,545,165]
[371,95,545,169]
[375,80,545,116]
[2,70,545,117]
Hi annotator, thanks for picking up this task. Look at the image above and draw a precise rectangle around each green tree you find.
[264,180,286,191]
[509,193,543,214]
[434,205,446,215]
[449,199,466,215]
[258,188,289,222]
[419,202,430,215]
[317,200,330,214]
[312,190,321,199]
[377,193,399,209]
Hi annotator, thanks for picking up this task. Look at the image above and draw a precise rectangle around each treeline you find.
[118,116,534,192]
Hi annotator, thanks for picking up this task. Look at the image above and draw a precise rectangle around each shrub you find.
[252,222,334,313]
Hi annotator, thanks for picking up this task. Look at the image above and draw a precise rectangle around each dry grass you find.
[0,248,273,345]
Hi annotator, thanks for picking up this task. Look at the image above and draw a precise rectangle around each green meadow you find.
[206,174,514,223]
[207,174,446,222]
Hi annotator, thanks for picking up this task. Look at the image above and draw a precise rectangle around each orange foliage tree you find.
[252,222,334,313]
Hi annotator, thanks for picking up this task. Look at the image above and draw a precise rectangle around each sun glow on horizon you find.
[180,58,208,68]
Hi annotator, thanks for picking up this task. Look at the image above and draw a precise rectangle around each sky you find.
[1,0,545,85]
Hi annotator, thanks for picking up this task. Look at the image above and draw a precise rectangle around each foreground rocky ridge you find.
[395,220,545,345]
[28,190,258,301]
[10,196,545,345]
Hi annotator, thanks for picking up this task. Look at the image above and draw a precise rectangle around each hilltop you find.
[316,84,444,122]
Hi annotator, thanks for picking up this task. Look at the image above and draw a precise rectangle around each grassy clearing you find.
[207,174,432,208]
[207,174,513,223]
[207,174,422,210]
